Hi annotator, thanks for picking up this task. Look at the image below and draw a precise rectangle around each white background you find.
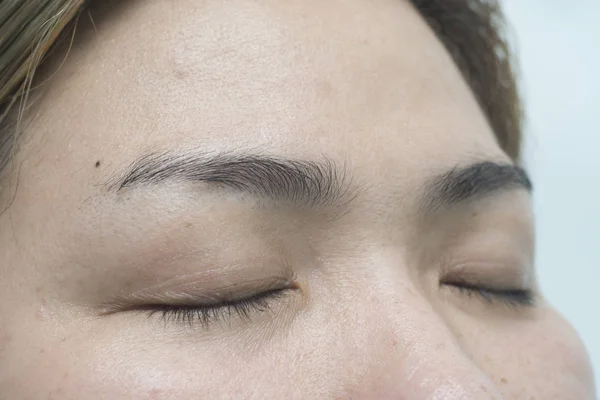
[502,0,599,389]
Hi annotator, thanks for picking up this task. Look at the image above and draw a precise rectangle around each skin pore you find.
[0,0,595,398]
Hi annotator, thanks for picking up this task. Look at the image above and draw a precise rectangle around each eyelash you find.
[139,280,532,329]
[143,288,288,329]
[444,281,535,307]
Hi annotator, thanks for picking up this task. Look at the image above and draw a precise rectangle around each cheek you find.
[530,312,596,397]
[28,332,286,399]
[1,314,308,399]
[4,345,189,399]
[0,325,183,399]
[468,309,596,398]
[1,340,77,398]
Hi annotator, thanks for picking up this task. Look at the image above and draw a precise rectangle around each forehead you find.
[18,0,506,205]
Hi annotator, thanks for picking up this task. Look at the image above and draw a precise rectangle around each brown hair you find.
[413,0,523,159]
[0,0,84,173]
[0,0,522,176]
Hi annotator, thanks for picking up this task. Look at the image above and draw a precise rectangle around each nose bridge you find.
[344,281,504,400]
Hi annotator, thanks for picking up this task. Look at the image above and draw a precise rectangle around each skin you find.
[0,0,595,398]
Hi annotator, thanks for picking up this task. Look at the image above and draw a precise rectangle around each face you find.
[0,0,594,398]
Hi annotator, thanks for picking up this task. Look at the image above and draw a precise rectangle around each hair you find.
[0,0,522,178]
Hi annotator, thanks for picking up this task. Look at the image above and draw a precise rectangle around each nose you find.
[339,289,505,399]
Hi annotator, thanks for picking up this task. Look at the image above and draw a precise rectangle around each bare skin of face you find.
[0,0,595,398]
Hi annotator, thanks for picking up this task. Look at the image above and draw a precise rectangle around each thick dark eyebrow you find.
[108,151,354,207]
[109,153,529,213]
[422,161,532,212]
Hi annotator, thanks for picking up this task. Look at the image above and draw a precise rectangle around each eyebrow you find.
[422,161,532,212]
[109,151,353,207]
[109,152,531,212]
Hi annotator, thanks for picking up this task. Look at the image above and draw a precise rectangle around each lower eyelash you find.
[144,288,287,329]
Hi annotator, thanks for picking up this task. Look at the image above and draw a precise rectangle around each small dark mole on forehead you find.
[95,161,101,168]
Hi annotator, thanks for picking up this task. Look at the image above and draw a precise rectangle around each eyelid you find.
[433,214,535,281]
[443,281,536,307]
[439,259,538,309]
[141,287,291,329]
[442,260,535,290]
[98,275,298,315]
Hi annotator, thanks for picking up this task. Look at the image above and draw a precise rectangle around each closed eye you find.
[137,287,290,329]
[442,281,536,307]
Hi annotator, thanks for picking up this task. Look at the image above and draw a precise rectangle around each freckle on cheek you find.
[500,377,508,384]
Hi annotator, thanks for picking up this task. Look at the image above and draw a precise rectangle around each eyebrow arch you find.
[422,161,532,212]
[108,152,530,213]
[108,151,355,208]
